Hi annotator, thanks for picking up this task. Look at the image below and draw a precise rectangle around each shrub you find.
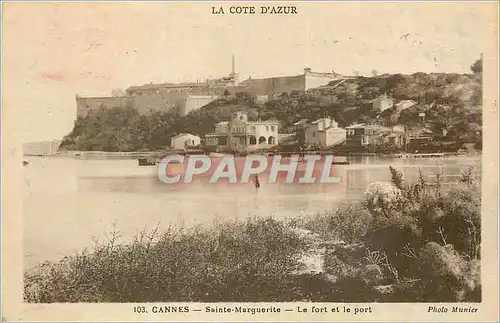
[321,166,481,302]
[323,248,398,302]
[419,242,480,301]
[359,264,384,286]
[365,168,482,301]
[24,217,307,303]
[363,181,402,217]
[301,203,372,243]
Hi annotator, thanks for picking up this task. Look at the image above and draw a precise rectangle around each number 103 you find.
[134,306,147,314]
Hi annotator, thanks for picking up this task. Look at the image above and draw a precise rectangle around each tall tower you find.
[232,55,235,75]
[229,54,239,85]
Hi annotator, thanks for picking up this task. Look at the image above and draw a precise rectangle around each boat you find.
[332,156,350,165]
[332,160,350,165]
[138,157,156,166]
[23,160,29,166]
[395,153,447,159]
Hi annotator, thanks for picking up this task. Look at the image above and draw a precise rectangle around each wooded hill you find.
[60,61,482,152]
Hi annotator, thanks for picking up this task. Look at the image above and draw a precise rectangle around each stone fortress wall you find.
[75,61,346,118]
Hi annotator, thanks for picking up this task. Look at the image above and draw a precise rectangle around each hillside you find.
[60,68,482,152]
[60,96,262,151]
[260,72,481,129]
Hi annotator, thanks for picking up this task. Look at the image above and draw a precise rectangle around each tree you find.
[470,57,482,75]
[358,115,372,124]
[398,105,426,129]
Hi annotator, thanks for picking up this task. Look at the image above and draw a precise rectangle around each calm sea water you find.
[23,155,481,269]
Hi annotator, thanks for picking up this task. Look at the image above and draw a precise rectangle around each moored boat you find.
[332,156,350,165]
[138,157,156,166]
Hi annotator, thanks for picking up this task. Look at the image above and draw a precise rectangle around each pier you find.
[394,153,448,159]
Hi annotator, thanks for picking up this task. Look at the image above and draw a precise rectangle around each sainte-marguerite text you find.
[205,306,281,315]
[212,6,298,15]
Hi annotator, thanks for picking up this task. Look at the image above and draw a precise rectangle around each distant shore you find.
[24,150,161,159]
[23,149,481,160]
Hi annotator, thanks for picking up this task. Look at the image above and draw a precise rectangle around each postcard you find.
[1,1,498,321]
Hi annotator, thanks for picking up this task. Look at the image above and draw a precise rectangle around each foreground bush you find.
[304,166,481,302]
[25,218,306,302]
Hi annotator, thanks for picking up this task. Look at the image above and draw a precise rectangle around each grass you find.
[25,167,481,303]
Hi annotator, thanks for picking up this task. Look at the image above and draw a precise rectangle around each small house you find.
[406,128,436,150]
[346,124,404,148]
[170,133,201,150]
[371,94,394,112]
[305,117,346,148]
[346,123,372,146]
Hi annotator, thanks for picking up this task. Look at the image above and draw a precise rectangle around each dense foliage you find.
[60,62,482,152]
[60,96,260,151]
[261,72,481,130]
[25,218,306,302]
[301,167,481,302]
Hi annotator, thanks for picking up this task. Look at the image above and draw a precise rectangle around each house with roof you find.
[371,94,394,112]
[406,128,437,150]
[170,133,201,150]
[304,117,346,148]
[379,126,406,148]
[346,123,371,146]
[346,124,405,148]
[204,121,230,147]
[204,111,279,152]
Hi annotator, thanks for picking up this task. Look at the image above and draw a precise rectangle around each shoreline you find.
[24,150,482,159]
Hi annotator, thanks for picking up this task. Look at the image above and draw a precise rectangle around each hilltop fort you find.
[76,56,345,118]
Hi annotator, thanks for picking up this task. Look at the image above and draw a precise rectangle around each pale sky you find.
[2,2,497,142]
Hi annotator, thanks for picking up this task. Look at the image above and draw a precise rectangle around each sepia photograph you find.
[1,1,498,321]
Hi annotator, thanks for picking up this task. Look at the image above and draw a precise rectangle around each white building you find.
[305,117,346,148]
[204,111,279,152]
[170,133,201,150]
[372,94,394,112]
